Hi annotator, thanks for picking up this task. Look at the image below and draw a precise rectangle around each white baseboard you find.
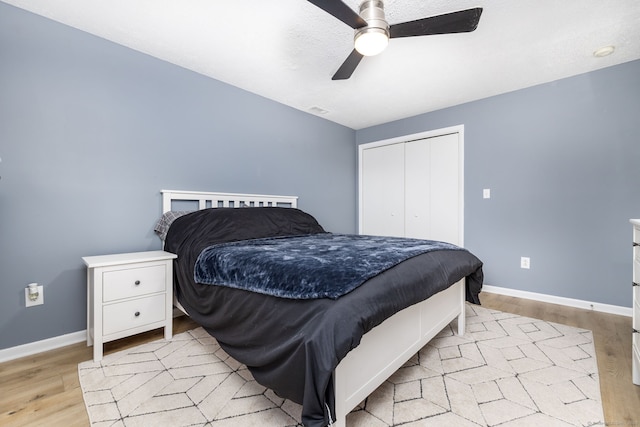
[0,309,186,364]
[482,285,632,317]
[0,287,631,364]
[0,330,86,364]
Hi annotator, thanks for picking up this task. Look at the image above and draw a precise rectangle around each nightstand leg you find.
[164,304,172,340]
[86,269,93,346]
[164,265,174,341]
[93,338,103,362]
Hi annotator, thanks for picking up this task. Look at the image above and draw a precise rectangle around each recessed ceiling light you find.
[593,45,615,57]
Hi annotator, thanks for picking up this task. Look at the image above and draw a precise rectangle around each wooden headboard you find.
[161,190,298,213]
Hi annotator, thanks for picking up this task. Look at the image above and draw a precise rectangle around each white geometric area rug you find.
[78,304,604,427]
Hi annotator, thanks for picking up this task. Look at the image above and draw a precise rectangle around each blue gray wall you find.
[2,2,638,353]
[357,59,640,308]
[0,3,356,350]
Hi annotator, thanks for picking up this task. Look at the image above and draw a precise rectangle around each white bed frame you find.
[161,189,465,427]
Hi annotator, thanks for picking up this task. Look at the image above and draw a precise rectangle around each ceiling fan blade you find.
[307,0,367,29]
[389,7,483,38]
[332,49,364,80]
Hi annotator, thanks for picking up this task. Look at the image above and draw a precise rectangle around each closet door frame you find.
[358,124,465,245]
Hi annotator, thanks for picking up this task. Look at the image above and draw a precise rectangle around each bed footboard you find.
[332,280,465,427]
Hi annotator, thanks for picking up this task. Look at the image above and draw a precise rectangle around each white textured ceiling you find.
[4,0,640,129]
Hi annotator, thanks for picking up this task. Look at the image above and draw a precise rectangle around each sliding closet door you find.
[427,133,460,245]
[361,143,405,237]
[405,133,459,244]
[404,139,431,239]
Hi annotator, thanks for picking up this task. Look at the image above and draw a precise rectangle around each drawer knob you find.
[135,311,140,317]
[135,280,141,285]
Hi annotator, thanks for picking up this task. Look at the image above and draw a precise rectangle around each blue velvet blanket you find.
[194,233,464,299]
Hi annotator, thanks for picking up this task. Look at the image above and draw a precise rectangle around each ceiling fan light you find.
[354,28,389,56]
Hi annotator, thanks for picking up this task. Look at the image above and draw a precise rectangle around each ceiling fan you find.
[307,0,483,80]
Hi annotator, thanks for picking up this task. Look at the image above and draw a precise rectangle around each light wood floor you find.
[1,292,638,426]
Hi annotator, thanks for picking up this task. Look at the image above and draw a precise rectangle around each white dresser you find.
[631,219,640,385]
[83,250,177,362]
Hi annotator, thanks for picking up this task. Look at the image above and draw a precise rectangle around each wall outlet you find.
[25,284,44,307]
[520,257,530,269]
[483,188,491,199]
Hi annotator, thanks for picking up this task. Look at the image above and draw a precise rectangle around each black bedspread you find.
[164,207,483,427]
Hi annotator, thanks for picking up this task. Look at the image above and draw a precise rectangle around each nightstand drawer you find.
[103,264,166,302]
[103,294,166,336]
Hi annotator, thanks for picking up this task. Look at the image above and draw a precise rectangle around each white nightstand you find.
[82,250,177,362]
